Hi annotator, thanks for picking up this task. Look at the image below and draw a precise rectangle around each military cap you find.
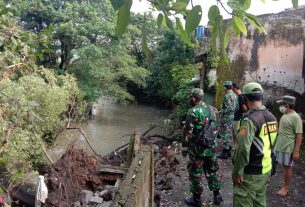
[223,81,233,86]
[242,82,263,95]
[189,88,204,100]
[276,95,296,105]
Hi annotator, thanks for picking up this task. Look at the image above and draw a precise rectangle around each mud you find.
[44,146,102,207]
[154,142,305,207]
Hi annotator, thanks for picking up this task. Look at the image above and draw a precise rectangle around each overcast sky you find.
[131,0,305,25]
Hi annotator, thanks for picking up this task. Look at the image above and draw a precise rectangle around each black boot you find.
[184,193,201,207]
[217,148,229,159]
[213,191,223,205]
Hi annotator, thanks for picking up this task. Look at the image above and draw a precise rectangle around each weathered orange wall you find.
[228,22,305,95]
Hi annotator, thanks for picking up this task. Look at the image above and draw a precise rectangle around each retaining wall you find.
[111,145,154,207]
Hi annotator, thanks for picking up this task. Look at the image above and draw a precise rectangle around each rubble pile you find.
[102,145,128,166]
[154,145,186,207]
[44,146,121,207]
[73,179,120,207]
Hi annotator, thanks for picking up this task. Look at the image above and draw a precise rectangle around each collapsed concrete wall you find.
[227,7,305,113]
[111,145,154,207]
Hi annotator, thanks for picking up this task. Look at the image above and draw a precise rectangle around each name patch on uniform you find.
[263,123,277,135]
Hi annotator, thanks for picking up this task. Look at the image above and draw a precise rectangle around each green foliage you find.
[109,0,300,49]
[0,12,41,75]
[111,0,126,11]
[0,70,81,181]
[233,16,247,35]
[129,13,160,66]
[0,8,83,182]
[9,0,151,103]
[69,44,149,103]
[146,31,194,102]
[176,18,192,46]
[215,56,246,109]
[172,65,197,117]
[9,0,116,70]
[116,0,132,37]
[174,84,193,117]
[205,46,219,88]
[185,5,202,34]
[145,30,196,117]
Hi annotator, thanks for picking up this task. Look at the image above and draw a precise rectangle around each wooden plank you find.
[99,165,128,174]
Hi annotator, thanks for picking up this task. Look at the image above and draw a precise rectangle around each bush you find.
[0,69,82,181]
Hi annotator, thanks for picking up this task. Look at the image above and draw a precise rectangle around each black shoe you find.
[228,147,232,157]
[184,195,201,207]
[213,194,223,205]
[228,151,232,158]
[217,149,229,159]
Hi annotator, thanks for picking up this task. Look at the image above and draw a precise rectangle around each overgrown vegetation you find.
[0,8,83,181]
[144,31,197,117]
[215,56,246,109]
[9,0,150,103]
[0,0,297,186]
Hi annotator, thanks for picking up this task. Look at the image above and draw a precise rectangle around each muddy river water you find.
[49,98,169,160]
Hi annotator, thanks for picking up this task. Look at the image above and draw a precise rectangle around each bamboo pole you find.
[33,131,54,164]
[66,127,101,157]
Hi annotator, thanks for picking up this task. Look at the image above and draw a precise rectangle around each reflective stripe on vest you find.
[241,109,278,175]
[258,121,278,174]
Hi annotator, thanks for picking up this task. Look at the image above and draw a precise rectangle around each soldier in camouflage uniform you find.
[182,88,223,206]
[218,81,239,159]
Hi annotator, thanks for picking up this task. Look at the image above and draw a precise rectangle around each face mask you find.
[279,105,286,113]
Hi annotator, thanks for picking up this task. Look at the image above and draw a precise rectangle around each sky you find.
[131,0,305,26]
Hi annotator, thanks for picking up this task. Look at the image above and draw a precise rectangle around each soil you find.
[44,146,102,207]
[154,143,305,207]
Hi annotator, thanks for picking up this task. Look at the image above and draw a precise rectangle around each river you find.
[49,98,170,160]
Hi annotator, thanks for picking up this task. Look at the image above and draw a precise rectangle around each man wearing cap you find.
[275,95,303,196]
[232,82,278,207]
[182,88,223,206]
[218,81,238,159]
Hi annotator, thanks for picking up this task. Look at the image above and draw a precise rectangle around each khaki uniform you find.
[233,106,278,207]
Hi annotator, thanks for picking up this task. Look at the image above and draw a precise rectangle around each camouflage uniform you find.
[219,88,238,150]
[183,102,222,194]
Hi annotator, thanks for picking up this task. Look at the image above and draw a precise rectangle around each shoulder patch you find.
[238,127,247,137]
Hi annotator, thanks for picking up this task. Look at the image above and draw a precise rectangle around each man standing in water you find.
[233,82,278,207]
[182,88,223,206]
[218,81,238,159]
[275,95,303,196]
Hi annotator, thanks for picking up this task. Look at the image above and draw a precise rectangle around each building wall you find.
[227,7,305,112]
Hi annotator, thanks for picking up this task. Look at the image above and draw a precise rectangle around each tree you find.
[68,43,149,103]
[145,30,196,109]
[0,8,83,181]
[9,0,150,103]
[9,0,115,71]
[129,13,161,67]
